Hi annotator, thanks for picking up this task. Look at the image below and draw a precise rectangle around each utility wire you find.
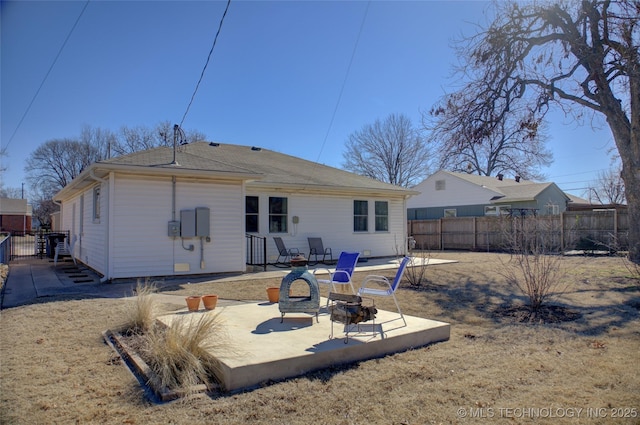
[180,0,231,128]
[313,1,370,164]
[3,0,90,151]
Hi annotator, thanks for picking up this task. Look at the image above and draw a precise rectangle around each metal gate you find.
[4,230,69,260]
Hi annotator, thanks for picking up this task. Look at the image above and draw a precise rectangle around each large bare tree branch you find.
[428,0,640,262]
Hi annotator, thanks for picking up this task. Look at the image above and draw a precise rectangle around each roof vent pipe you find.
[497,173,504,181]
[251,146,262,151]
[515,175,521,183]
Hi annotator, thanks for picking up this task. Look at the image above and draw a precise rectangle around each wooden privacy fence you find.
[408,209,629,252]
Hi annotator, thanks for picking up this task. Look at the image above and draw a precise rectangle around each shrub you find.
[499,215,567,312]
[142,313,225,393]
[404,251,431,287]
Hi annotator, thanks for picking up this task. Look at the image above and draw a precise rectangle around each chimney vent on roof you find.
[209,142,220,147]
[515,175,521,182]
[497,173,504,181]
[251,146,262,151]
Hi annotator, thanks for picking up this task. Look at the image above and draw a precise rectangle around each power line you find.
[180,0,231,128]
[548,168,609,179]
[3,0,90,151]
[313,1,370,163]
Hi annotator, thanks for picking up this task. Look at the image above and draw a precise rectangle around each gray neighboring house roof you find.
[441,171,569,204]
[56,142,417,200]
[490,183,562,203]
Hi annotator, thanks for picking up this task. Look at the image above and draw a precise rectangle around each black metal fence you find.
[3,230,70,261]
[246,233,267,271]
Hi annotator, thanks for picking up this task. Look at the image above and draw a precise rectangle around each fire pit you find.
[328,292,377,343]
[279,255,320,323]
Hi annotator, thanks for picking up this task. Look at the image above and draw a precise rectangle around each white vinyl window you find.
[269,197,288,233]
[546,204,560,215]
[444,208,457,217]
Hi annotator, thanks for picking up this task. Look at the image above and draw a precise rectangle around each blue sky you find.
[1,0,616,199]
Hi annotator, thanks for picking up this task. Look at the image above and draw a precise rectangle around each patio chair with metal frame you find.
[54,234,77,267]
[356,256,411,326]
[307,237,333,265]
[312,251,360,297]
[273,237,300,267]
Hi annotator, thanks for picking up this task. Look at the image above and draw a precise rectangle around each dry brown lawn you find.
[1,252,639,424]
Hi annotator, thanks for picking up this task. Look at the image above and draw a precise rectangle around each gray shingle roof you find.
[442,171,565,203]
[446,171,534,190]
[97,142,415,195]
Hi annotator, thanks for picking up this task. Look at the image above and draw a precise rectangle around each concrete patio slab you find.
[157,299,450,392]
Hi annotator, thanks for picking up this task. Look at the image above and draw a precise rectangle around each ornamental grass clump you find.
[121,279,158,335]
[143,313,225,393]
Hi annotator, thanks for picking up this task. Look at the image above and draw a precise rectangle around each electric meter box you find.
[180,209,196,237]
[195,207,210,237]
[168,221,180,237]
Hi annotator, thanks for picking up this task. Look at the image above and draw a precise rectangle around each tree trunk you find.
[613,125,640,264]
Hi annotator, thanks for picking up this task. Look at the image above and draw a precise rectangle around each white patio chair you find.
[54,234,77,266]
[357,256,411,326]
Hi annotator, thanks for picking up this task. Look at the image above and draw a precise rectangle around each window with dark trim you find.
[375,201,388,231]
[269,197,288,233]
[353,200,368,232]
[245,196,259,233]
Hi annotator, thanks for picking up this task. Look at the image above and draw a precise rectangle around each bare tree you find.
[588,166,626,205]
[0,186,23,199]
[425,100,553,180]
[24,138,102,195]
[156,120,207,146]
[80,125,117,160]
[30,186,58,229]
[342,113,432,187]
[24,122,208,200]
[112,121,207,156]
[439,0,640,263]
[0,146,22,198]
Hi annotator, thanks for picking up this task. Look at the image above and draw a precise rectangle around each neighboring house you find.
[407,170,571,219]
[0,198,32,233]
[53,142,418,281]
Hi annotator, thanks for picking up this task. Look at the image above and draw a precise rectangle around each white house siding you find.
[75,182,107,274]
[407,171,500,209]
[247,190,408,261]
[59,188,106,274]
[109,175,244,279]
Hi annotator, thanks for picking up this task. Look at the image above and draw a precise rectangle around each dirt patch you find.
[492,304,582,324]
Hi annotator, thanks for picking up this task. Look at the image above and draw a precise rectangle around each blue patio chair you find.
[357,256,411,326]
[313,251,360,295]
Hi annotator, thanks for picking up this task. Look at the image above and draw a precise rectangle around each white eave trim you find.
[54,163,264,201]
